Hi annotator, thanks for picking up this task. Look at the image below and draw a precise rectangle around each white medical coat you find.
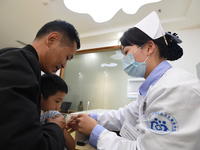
[96,67,200,150]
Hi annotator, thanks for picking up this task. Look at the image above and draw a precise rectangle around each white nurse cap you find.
[134,11,182,44]
[135,11,164,40]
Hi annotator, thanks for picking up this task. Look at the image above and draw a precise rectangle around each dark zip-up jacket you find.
[0,45,65,150]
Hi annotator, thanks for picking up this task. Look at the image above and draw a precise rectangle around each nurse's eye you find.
[123,50,128,55]
[123,47,129,55]
[55,101,59,103]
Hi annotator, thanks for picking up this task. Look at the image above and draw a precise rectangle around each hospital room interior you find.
[1,0,200,149]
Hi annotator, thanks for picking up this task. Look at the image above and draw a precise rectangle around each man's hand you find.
[67,115,79,133]
[46,115,66,131]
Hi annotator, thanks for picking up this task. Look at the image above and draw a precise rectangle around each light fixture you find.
[79,73,81,75]
[111,50,124,60]
[63,0,161,23]
[118,32,123,38]
[101,63,118,67]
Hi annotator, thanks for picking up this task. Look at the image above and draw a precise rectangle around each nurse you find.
[68,11,200,150]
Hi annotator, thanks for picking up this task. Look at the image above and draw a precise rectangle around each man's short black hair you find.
[41,74,68,99]
[35,20,80,49]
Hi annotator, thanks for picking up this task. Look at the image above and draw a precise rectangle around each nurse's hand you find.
[67,115,79,132]
[76,113,98,136]
[67,114,90,132]
[46,115,66,131]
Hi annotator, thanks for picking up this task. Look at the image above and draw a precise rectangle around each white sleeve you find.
[97,130,138,150]
[94,100,141,150]
[97,100,140,132]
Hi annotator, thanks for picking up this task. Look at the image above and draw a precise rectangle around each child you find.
[40,73,75,150]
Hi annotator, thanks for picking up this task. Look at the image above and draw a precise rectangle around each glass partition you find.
[63,49,136,111]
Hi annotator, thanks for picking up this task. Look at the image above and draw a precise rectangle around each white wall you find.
[168,27,200,77]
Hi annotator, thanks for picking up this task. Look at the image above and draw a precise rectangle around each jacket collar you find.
[139,60,172,97]
[22,45,39,60]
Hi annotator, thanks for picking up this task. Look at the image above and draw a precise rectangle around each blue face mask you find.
[121,45,149,78]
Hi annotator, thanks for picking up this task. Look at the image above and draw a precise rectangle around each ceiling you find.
[0,0,199,50]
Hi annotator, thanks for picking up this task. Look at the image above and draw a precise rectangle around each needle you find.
[67,119,76,124]
[68,101,90,124]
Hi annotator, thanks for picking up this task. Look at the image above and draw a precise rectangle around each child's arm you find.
[64,129,75,150]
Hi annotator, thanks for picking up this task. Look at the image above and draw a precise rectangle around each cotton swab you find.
[86,101,90,114]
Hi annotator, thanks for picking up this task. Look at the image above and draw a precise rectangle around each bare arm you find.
[63,129,75,150]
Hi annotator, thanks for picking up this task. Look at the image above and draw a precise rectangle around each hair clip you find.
[162,32,168,46]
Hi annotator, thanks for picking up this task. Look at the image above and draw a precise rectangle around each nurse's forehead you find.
[123,46,131,51]
[120,46,125,54]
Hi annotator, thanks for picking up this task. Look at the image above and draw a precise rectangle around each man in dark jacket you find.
[0,20,80,150]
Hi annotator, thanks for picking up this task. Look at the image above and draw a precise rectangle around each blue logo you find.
[147,111,178,135]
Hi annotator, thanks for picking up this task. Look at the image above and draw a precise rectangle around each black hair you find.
[119,27,183,61]
[35,20,80,49]
[41,74,68,99]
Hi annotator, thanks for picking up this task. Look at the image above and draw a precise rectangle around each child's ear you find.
[41,94,45,101]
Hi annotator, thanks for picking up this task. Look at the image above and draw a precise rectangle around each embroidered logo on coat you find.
[147,111,178,135]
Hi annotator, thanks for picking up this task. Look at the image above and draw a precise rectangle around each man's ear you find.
[46,32,60,46]
[146,40,155,55]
